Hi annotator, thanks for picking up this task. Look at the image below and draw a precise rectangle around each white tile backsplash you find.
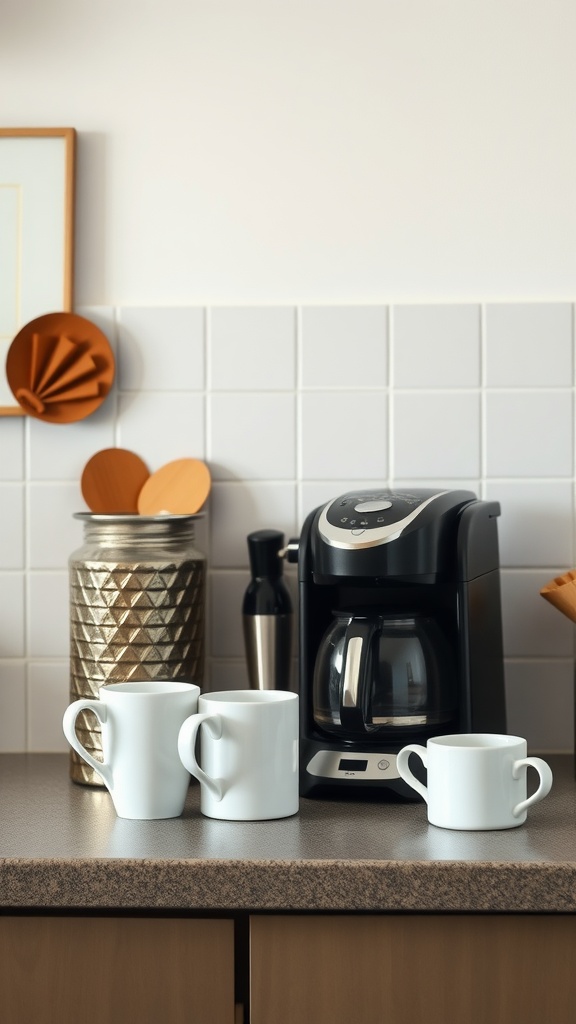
[0,573,25,657]
[28,406,116,482]
[501,570,575,658]
[485,303,573,387]
[300,306,388,388]
[505,660,574,754]
[0,484,24,569]
[208,392,296,480]
[209,480,297,568]
[210,307,296,390]
[485,481,574,568]
[209,659,250,693]
[300,391,388,480]
[27,661,69,752]
[485,390,573,477]
[117,391,206,469]
[0,416,24,480]
[0,662,26,752]
[28,483,84,569]
[393,391,481,478]
[209,571,247,659]
[117,307,205,391]
[393,304,480,388]
[1,300,576,753]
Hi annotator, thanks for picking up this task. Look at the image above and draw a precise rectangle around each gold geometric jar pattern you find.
[69,513,206,785]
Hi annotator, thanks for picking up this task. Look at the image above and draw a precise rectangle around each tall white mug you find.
[396,733,553,830]
[63,681,200,819]
[178,689,299,820]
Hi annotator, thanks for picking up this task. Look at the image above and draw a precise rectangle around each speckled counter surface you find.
[1,754,575,913]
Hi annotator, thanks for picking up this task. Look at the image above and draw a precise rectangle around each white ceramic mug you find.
[178,689,299,820]
[396,733,553,830]
[63,681,200,819]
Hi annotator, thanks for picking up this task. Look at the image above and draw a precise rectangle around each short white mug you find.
[62,681,200,819]
[178,689,299,820]
[396,733,553,830]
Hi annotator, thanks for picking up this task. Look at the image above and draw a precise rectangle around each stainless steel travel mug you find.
[242,530,293,690]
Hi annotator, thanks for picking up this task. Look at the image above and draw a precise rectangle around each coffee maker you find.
[297,488,506,799]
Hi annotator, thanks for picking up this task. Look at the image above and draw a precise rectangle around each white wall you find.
[2,0,576,303]
[1,2,575,755]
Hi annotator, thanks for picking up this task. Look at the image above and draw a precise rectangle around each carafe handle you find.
[339,620,377,732]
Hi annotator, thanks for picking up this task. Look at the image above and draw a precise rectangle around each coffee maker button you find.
[350,529,366,536]
[378,759,391,771]
[354,500,393,513]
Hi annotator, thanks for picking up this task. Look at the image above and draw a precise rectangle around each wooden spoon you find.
[81,448,150,514]
[137,458,211,515]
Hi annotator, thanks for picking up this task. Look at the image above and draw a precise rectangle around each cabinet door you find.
[0,916,235,1024]
[250,914,576,1024]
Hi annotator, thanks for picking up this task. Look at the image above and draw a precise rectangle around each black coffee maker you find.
[297,488,506,799]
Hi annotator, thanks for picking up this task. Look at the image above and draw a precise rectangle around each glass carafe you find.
[313,612,456,738]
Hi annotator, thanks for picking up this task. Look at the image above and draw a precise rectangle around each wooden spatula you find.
[81,448,150,514]
[137,458,211,515]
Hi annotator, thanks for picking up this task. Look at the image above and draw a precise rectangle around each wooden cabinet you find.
[0,916,236,1024]
[3,911,576,1023]
[250,914,576,1024]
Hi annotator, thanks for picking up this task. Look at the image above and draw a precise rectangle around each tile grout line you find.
[295,305,302,526]
[204,305,213,686]
[23,412,31,750]
[388,304,394,485]
[479,302,487,497]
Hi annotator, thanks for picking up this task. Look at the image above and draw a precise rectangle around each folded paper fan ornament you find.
[6,312,115,423]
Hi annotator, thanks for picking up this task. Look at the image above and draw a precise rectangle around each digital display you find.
[338,758,368,772]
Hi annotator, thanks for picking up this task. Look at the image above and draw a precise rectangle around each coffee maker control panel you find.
[306,749,401,781]
[319,489,448,549]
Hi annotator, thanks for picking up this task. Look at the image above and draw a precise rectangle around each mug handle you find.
[178,713,224,802]
[396,744,428,801]
[512,757,553,818]
[62,699,112,789]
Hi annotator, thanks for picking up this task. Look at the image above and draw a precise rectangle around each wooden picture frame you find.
[0,127,76,416]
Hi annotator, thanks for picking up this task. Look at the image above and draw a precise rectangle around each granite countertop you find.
[1,753,575,914]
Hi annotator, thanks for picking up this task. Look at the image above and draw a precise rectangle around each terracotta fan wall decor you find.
[6,311,115,423]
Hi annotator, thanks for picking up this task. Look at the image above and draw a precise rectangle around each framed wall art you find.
[0,127,76,415]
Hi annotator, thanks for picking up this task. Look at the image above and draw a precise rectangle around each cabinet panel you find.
[0,916,235,1024]
[250,914,576,1024]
